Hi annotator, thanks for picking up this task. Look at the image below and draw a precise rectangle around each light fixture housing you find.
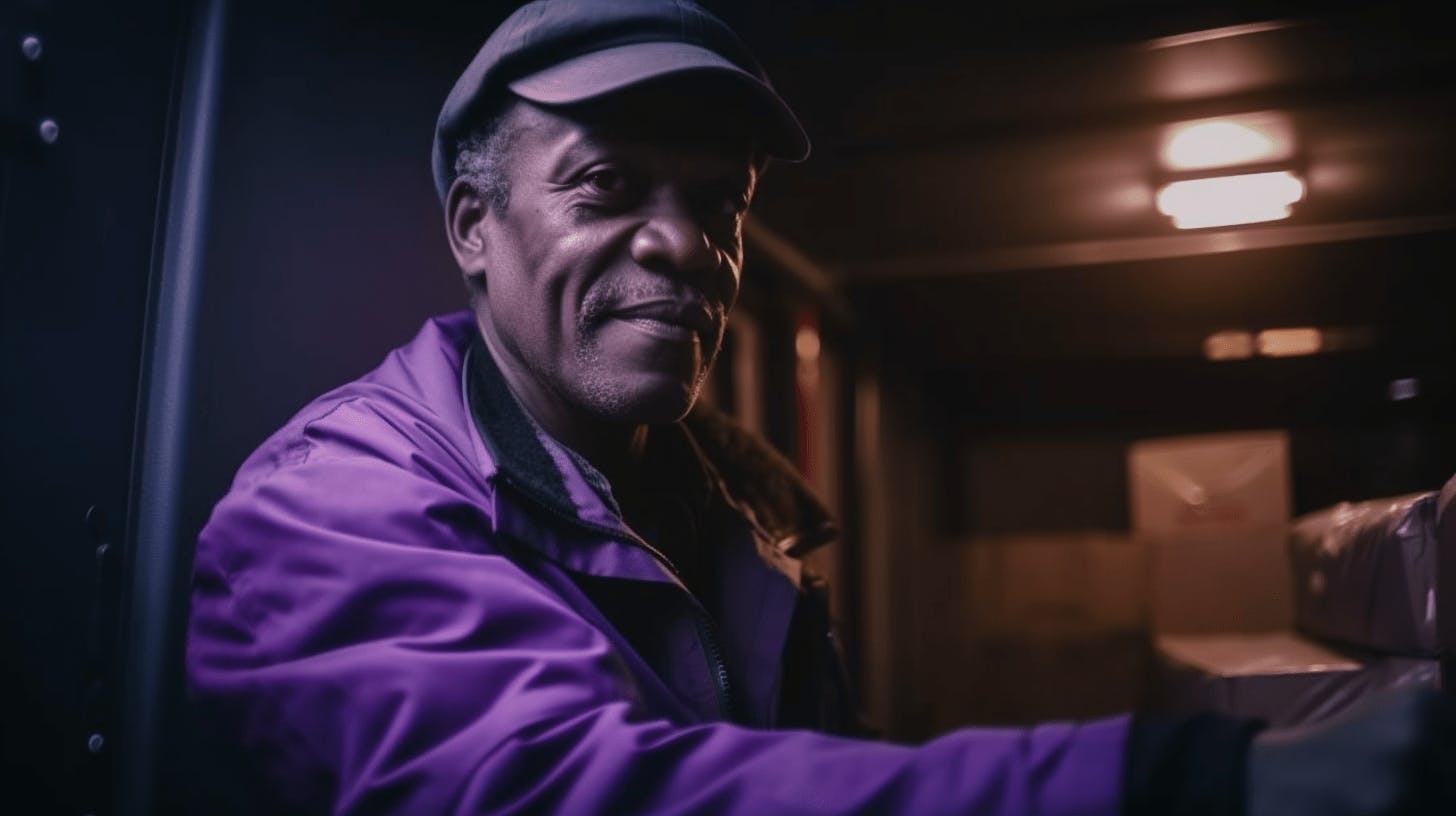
[1156,112,1304,229]
[1156,170,1305,229]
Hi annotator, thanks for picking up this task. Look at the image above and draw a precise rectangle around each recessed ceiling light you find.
[1161,114,1294,171]
[1256,328,1322,357]
[1156,171,1305,229]
[1203,331,1255,361]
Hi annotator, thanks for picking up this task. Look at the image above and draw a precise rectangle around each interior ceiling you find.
[710,0,1456,280]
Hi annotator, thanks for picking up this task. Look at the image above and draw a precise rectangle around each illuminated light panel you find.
[1203,330,1255,361]
[795,325,820,361]
[1156,171,1305,229]
[1160,113,1294,171]
[1165,121,1274,169]
[1256,328,1322,357]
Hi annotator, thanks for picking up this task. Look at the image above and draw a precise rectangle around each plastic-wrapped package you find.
[1289,492,1438,657]
[1439,476,1456,692]
[1152,632,1440,728]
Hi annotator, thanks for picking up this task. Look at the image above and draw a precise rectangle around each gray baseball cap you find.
[431,0,810,203]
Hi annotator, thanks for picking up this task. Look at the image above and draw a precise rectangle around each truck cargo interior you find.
[3,0,1453,812]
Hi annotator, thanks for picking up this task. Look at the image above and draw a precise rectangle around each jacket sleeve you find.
[188,446,1128,815]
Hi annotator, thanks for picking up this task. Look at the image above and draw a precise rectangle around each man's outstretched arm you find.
[188,447,1126,815]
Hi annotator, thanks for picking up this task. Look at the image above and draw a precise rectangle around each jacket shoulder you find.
[228,312,488,492]
[202,313,496,560]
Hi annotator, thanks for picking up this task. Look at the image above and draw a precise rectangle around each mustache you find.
[579,279,723,329]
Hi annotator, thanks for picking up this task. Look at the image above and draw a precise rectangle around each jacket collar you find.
[462,328,837,572]
[461,327,834,726]
[463,331,605,524]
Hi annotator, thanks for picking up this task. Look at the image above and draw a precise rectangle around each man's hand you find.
[1247,684,1456,815]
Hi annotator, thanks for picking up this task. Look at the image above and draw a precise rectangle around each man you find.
[187,1,1455,813]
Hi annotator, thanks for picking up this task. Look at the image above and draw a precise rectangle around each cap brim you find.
[507,41,809,162]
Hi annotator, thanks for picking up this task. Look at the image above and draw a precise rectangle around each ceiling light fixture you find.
[1256,327,1322,357]
[1161,115,1293,171]
[1203,331,1256,361]
[1156,171,1305,229]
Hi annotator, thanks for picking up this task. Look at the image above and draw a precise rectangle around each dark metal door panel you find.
[1,1,184,813]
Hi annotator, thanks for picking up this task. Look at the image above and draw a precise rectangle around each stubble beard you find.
[574,280,715,424]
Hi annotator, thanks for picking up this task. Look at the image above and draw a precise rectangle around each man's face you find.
[460,91,758,427]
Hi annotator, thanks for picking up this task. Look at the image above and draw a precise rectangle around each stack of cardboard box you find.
[932,532,1152,728]
[1132,432,1444,727]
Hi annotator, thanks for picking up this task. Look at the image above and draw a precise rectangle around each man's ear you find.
[445,178,490,286]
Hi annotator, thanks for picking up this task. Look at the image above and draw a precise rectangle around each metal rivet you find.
[21,35,43,62]
[38,118,59,144]
[96,542,110,559]
[87,733,104,753]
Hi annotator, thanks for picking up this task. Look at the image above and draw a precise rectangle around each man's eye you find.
[583,169,630,195]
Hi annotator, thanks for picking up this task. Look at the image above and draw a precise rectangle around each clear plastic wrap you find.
[1152,632,1440,728]
[1439,475,1456,692]
[1289,492,1438,657]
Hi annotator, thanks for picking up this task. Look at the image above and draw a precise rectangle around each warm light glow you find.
[1165,121,1275,169]
[1156,171,1304,229]
[1203,331,1255,361]
[795,325,820,361]
[1256,328,1322,357]
[1161,113,1294,170]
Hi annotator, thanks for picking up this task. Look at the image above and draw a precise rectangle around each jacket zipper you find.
[499,475,739,724]
[693,612,738,723]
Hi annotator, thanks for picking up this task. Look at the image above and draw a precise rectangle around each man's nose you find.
[630,205,719,279]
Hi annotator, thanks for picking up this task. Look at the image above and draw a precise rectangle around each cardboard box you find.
[1129,432,1293,634]
[1148,529,1292,634]
[1130,435,1449,725]
[1152,631,1440,728]
[960,533,1150,638]
[932,631,1153,729]
[1129,431,1290,535]
[914,534,1154,733]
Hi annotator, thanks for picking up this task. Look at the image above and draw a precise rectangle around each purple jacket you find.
[187,310,1128,814]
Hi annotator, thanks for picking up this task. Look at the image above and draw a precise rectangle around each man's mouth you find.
[607,299,715,343]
